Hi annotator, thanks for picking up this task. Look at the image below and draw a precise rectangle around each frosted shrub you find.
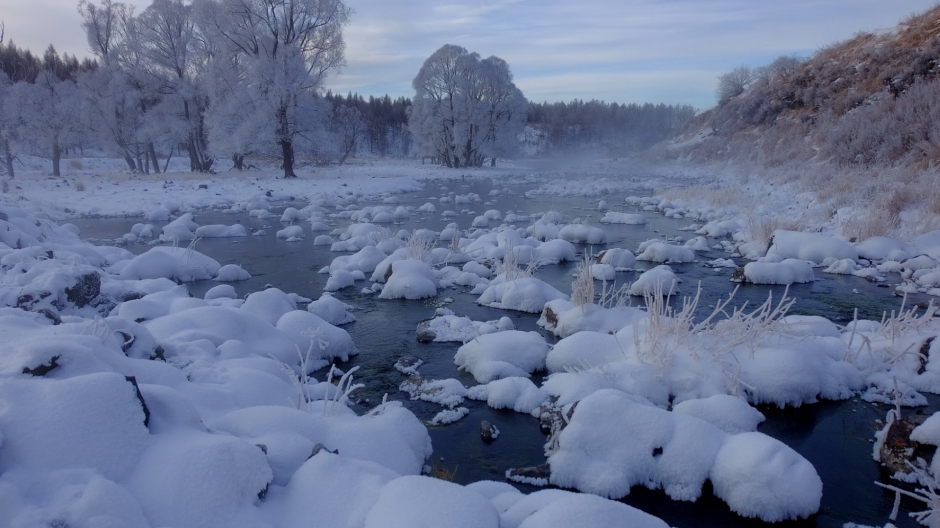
[570,254,594,308]
[406,231,437,262]
[498,243,539,281]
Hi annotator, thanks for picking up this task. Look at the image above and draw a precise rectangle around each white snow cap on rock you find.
[768,230,857,264]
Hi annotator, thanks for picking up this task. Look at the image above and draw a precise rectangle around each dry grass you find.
[74,180,85,192]
[428,461,458,481]
[68,159,84,170]
[571,254,594,307]
[746,213,803,246]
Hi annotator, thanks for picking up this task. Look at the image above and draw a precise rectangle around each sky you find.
[0,0,937,109]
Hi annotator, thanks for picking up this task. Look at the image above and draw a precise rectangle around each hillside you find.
[653,5,940,240]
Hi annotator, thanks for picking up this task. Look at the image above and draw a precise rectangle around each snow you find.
[119,246,221,282]
[547,390,821,521]
[601,211,648,224]
[466,376,548,415]
[306,293,356,325]
[502,489,670,528]
[454,331,550,383]
[741,259,814,285]
[710,432,822,522]
[630,265,680,296]
[597,247,636,269]
[477,276,569,313]
[635,242,695,264]
[419,308,514,342]
[558,223,608,244]
[216,263,251,281]
[379,259,439,300]
[195,223,248,238]
[429,407,470,425]
[364,475,500,528]
[0,373,149,481]
[768,230,858,264]
[672,394,766,434]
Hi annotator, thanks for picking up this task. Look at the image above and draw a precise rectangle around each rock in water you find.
[415,321,437,343]
[480,420,500,443]
[879,414,936,475]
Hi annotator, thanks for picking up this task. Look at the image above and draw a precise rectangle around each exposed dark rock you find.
[415,321,436,343]
[22,355,60,376]
[919,337,935,375]
[542,306,558,328]
[64,272,101,307]
[35,308,61,325]
[309,443,339,459]
[256,444,268,455]
[383,264,394,282]
[118,331,136,353]
[595,250,607,264]
[879,413,935,475]
[125,375,150,427]
[198,184,208,189]
[480,420,499,443]
[506,463,550,484]
[152,346,166,361]
[730,267,747,283]
[119,291,146,302]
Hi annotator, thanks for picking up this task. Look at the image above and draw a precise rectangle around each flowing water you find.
[72,176,938,528]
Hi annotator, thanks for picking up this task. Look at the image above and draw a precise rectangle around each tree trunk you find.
[52,142,61,177]
[149,142,160,174]
[123,155,137,172]
[3,138,13,179]
[163,145,173,173]
[280,140,297,178]
[490,157,496,167]
[137,146,147,175]
[187,141,199,172]
[232,154,244,170]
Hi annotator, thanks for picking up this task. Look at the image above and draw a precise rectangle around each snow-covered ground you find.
[4,155,940,527]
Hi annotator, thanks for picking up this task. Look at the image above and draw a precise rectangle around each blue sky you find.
[1,0,936,108]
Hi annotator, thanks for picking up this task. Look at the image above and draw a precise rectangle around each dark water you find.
[71,176,937,528]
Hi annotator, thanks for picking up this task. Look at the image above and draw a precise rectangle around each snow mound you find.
[768,230,857,264]
[477,276,569,313]
[558,224,608,244]
[216,264,251,281]
[119,246,221,282]
[740,259,814,285]
[636,242,695,264]
[379,260,439,300]
[455,331,550,383]
[364,475,500,528]
[601,212,647,225]
[548,390,821,521]
[630,265,679,296]
[307,293,356,325]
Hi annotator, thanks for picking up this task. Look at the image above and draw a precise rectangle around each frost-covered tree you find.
[78,0,154,172]
[409,44,526,168]
[331,104,365,165]
[716,65,754,105]
[133,0,212,171]
[195,0,351,178]
[0,70,15,178]
[6,72,83,176]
